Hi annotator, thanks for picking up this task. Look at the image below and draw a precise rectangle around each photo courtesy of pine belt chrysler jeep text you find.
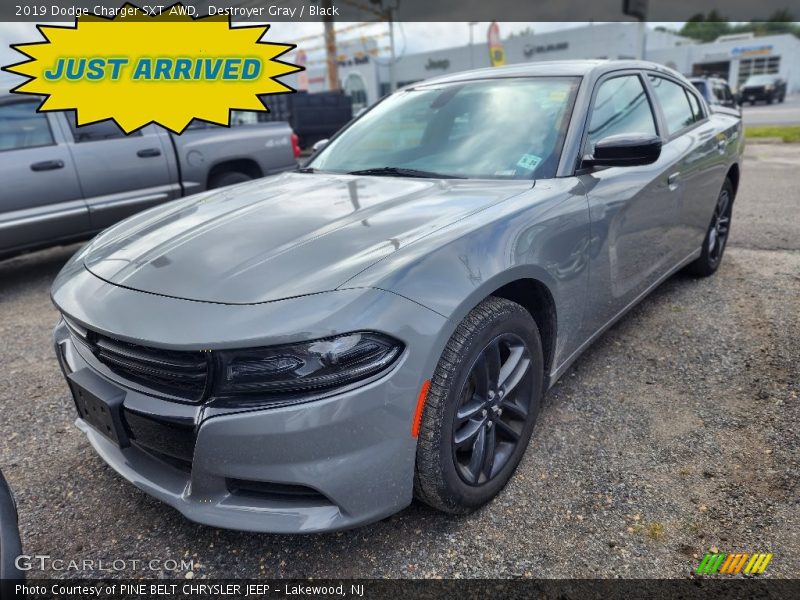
[51,61,744,532]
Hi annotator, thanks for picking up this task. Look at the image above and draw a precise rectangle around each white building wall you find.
[649,34,800,92]
[287,23,800,103]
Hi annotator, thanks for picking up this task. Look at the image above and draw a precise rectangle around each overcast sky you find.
[0,21,683,78]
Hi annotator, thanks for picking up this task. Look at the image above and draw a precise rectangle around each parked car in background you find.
[739,75,787,105]
[690,76,740,113]
[0,469,23,591]
[52,60,743,532]
[0,94,300,260]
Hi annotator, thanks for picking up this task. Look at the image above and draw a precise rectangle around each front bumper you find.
[741,87,772,101]
[52,269,447,533]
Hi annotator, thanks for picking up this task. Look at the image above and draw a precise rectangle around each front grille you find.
[67,319,209,402]
[124,409,196,467]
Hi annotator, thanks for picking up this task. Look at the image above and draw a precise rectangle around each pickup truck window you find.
[648,76,696,135]
[66,112,141,142]
[717,83,735,104]
[0,101,54,151]
[186,112,261,130]
[587,75,657,151]
[691,80,708,99]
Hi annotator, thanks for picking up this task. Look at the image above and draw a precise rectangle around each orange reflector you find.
[411,379,431,438]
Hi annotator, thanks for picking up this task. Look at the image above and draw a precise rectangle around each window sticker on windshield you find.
[495,169,517,177]
[517,154,542,171]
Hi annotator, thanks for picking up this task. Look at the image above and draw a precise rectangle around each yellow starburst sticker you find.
[2,3,302,133]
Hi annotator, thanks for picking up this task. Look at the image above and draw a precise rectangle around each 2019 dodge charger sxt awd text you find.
[52,61,744,532]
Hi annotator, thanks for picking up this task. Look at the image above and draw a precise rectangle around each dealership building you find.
[289,23,800,109]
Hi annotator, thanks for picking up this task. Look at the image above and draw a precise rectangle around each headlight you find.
[214,332,403,403]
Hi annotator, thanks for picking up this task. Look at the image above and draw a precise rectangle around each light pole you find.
[468,22,478,69]
[322,0,339,90]
[388,7,396,91]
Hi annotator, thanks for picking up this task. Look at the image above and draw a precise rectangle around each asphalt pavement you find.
[0,143,798,579]
[742,94,800,126]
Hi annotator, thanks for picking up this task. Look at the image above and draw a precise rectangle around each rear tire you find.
[414,297,544,514]
[685,179,734,277]
[209,171,252,189]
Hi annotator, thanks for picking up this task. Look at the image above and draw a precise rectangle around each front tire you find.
[414,297,544,514]
[685,179,734,277]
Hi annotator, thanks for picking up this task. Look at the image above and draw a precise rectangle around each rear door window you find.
[66,112,141,142]
[0,101,54,151]
[648,76,697,135]
[687,91,705,121]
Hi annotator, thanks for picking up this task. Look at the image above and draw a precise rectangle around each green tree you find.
[679,12,732,42]
[679,10,799,41]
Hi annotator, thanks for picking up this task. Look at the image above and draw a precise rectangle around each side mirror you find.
[311,139,329,153]
[582,134,662,168]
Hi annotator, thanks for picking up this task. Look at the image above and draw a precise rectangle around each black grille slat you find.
[96,351,207,383]
[95,338,207,372]
[73,328,209,402]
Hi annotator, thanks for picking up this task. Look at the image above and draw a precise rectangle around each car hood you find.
[82,172,531,304]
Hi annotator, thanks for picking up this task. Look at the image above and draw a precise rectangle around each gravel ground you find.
[1,143,798,579]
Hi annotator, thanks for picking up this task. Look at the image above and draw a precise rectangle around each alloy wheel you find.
[452,333,533,486]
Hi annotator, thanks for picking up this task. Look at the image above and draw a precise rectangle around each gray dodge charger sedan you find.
[52,61,743,532]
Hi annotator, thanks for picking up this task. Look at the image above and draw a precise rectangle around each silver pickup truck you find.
[0,93,299,259]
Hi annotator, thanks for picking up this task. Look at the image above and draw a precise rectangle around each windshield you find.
[744,75,776,86]
[309,77,580,180]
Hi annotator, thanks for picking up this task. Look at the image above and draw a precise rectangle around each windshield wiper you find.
[347,166,466,179]
[295,166,316,173]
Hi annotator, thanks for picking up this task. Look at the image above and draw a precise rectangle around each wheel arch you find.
[207,158,263,187]
[726,163,740,198]
[427,266,561,388]
[490,279,557,384]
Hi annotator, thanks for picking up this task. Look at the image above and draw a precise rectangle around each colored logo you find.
[2,2,301,134]
[696,552,773,575]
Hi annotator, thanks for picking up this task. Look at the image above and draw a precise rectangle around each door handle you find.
[137,148,162,158]
[30,160,64,172]
[667,172,680,190]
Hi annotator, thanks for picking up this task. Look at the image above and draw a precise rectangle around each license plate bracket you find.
[68,368,130,448]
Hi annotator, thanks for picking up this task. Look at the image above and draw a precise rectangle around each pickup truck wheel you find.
[209,171,252,189]
[685,178,734,277]
[414,297,543,514]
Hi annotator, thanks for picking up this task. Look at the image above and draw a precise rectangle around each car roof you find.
[408,60,688,88]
